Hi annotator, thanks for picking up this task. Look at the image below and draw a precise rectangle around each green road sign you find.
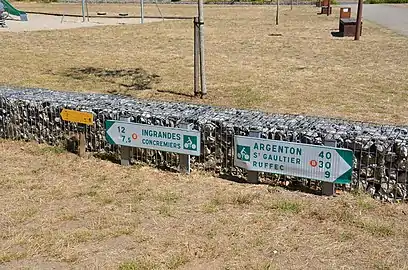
[234,136,353,183]
[106,120,201,156]
[183,135,198,151]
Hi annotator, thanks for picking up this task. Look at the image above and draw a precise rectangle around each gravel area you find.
[0,14,162,32]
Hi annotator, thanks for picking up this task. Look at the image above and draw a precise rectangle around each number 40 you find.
[319,151,332,159]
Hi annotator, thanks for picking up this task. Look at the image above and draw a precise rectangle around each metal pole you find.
[81,0,85,22]
[276,0,279,25]
[198,0,207,97]
[179,123,192,174]
[140,0,144,24]
[322,139,337,196]
[119,118,132,166]
[247,130,261,184]
[355,0,363,40]
[194,17,200,96]
[291,0,293,10]
[78,125,86,157]
[86,0,89,22]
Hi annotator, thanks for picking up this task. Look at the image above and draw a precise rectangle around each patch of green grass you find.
[373,261,392,270]
[338,231,354,242]
[333,209,355,224]
[0,252,26,263]
[355,220,395,237]
[202,197,222,213]
[75,190,97,198]
[157,191,180,204]
[230,192,259,205]
[165,253,190,270]
[70,230,93,243]
[265,200,303,214]
[38,145,67,155]
[119,259,157,270]
[98,195,114,205]
[13,206,39,223]
[58,212,78,221]
[111,227,135,237]
[357,197,376,211]
[158,204,172,217]
[308,209,328,221]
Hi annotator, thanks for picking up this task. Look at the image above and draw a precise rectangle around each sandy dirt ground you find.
[0,14,163,32]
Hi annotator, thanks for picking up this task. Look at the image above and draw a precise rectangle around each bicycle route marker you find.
[234,135,353,183]
[105,120,201,156]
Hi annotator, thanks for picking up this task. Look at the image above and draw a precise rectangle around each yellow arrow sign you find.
[60,109,94,126]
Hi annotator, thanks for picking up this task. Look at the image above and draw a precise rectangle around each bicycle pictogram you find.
[183,135,198,151]
[236,145,250,161]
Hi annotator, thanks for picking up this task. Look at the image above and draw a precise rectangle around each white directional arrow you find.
[234,136,353,183]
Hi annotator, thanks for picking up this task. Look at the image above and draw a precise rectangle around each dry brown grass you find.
[1,140,408,269]
[1,3,408,125]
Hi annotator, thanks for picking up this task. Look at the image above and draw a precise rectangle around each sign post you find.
[120,117,132,166]
[234,136,353,185]
[60,109,94,157]
[78,126,86,157]
[105,121,201,172]
[179,123,194,174]
[247,130,261,184]
[322,139,336,196]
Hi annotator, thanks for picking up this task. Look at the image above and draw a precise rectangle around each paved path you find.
[360,4,408,36]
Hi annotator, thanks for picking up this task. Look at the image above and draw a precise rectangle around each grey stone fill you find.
[0,86,407,202]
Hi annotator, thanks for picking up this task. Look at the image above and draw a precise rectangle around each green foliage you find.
[38,145,67,155]
[118,260,157,270]
[14,0,58,2]
[230,192,259,205]
[365,0,408,3]
[265,200,303,214]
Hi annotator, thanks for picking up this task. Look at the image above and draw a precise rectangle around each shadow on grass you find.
[93,152,121,164]
[219,173,322,195]
[62,67,161,94]
[219,174,250,184]
[156,89,196,98]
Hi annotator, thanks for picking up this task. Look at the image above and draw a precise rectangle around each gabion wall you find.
[0,86,407,202]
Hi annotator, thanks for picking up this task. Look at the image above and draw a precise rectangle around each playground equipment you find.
[0,12,7,27]
[0,0,27,21]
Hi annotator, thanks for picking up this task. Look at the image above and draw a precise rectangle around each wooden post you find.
[322,139,336,196]
[194,17,200,97]
[247,130,261,184]
[355,0,363,40]
[179,123,192,174]
[198,0,207,97]
[78,125,86,157]
[276,0,279,25]
[291,0,293,10]
[327,0,330,16]
[120,117,132,166]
